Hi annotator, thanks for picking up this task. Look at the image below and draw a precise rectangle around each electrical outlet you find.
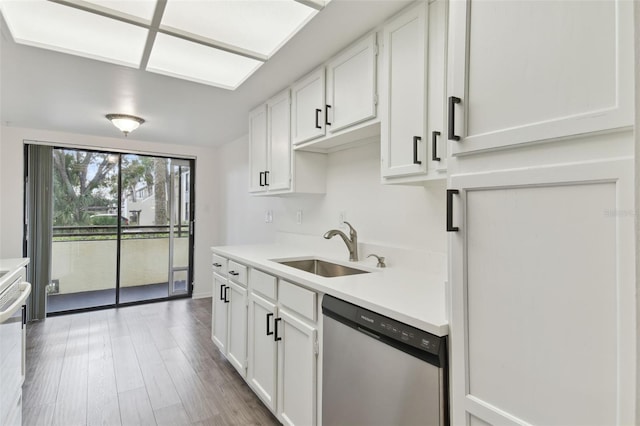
[296,210,303,225]
[265,210,273,223]
[339,211,347,229]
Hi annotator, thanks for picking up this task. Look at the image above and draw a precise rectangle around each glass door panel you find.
[169,160,191,296]
[119,155,170,303]
[48,149,119,313]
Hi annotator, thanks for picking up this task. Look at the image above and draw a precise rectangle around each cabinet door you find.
[380,2,428,178]
[326,33,377,133]
[449,159,635,425]
[267,90,291,192]
[291,68,325,145]
[247,293,277,412]
[448,0,633,155]
[277,309,317,426]
[211,275,228,353]
[426,0,447,174]
[227,281,248,377]
[249,105,268,193]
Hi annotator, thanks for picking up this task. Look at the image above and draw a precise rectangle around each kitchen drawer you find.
[279,280,317,322]
[227,260,248,286]
[212,254,228,276]
[250,269,276,300]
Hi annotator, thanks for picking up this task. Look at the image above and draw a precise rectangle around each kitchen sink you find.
[0,271,7,278]
[277,258,370,278]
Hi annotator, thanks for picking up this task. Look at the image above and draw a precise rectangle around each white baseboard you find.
[192,291,212,299]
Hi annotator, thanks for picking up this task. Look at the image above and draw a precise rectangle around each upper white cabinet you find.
[380,0,448,184]
[249,89,326,196]
[291,68,326,145]
[325,33,378,134]
[291,32,379,150]
[447,0,633,155]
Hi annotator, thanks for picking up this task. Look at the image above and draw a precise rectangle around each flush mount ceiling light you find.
[0,0,330,90]
[106,114,145,137]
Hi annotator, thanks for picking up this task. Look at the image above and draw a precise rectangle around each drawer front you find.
[227,260,248,286]
[250,269,276,300]
[279,280,317,322]
[212,254,228,276]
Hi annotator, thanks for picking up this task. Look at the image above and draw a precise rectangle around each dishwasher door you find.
[322,312,446,426]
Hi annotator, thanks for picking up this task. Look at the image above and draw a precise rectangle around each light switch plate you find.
[296,210,303,225]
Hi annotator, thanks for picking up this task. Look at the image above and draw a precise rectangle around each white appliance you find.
[0,269,31,426]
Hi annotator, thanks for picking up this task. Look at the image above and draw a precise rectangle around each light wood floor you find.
[23,298,280,426]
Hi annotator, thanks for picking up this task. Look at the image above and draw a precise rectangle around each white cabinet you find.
[245,270,319,426]
[249,89,326,195]
[211,256,248,378]
[380,0,447,184]
[325,33,377,134]
[291,32,378,150]
[291,68,326,145]
[226,280,248,377]
[248,292,278,412]
[277,308,317,426]
[249,90,291,194]
[448,159,636,425]
[447,0,633,155]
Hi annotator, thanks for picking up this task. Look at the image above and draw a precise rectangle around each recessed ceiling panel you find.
[147,33,263,89]
[161,0,317,56]
[0,0,147,67]
[82,0,157,22]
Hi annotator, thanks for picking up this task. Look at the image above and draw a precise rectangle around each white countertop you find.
[211,244,448,336]
[0,258,30,290]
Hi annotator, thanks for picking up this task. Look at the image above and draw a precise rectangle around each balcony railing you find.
[53,224,189,239]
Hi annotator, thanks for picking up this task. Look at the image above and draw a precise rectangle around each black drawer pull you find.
[223,286,230,303]
[325,105,332,126]
[259,171,265,187]
[315,109,322,129]
[432,131,441,161]
[447,189,459,232]
[274,317,282,341]
[266,313,274,336]
[213,262,222,267]
[413,136,422,165]
[229,271,239,276]
[219,283,225,300]
[448,96,461,141]
[264,171,269,186]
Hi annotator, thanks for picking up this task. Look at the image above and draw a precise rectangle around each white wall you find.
[216,135,447,255]
[0,126,218,298]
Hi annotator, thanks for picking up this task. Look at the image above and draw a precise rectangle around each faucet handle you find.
[343,221,356,236]
[367,254,386,268]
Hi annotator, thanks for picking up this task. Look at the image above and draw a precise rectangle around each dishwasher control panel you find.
[322,295,447,366]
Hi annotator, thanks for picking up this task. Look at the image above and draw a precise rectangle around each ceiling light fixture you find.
[106,113,145,136]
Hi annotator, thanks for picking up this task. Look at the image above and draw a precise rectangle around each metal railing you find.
[53,224,189,240]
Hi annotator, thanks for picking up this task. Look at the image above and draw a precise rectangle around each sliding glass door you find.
[45,147,194,314]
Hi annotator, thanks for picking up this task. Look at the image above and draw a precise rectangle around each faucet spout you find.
[323,221,358,261]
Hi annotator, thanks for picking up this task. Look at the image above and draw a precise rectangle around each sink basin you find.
[277,259,369,278]
[0,271,7,278]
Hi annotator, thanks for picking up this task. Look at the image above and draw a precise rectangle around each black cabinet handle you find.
[274,317,282,341]
[315,109,322,129]
[223,286,230,303]
[266,313,274,336]
[229,270,239,276]
[259,171,265,187]
[22,305,26,329]
[447,189,459,232]
[432,131,441,161]
[325,105,332,126]
[413,136,422,165]
[264,170,269,186]
[219,283,225,300]
[448,97,461,141]
[213,262,222,267]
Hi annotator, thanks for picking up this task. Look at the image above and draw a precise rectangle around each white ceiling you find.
[1,0,411,147]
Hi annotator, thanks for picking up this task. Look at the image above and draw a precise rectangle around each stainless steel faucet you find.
[323,221,358,261]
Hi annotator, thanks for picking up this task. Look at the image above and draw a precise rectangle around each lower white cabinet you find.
[236,268,320,426]
[247,292,278,412]
[277,308,318,426]
[211,259,248,379]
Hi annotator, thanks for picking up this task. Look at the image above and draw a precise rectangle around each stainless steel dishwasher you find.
[322,295,448,426]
